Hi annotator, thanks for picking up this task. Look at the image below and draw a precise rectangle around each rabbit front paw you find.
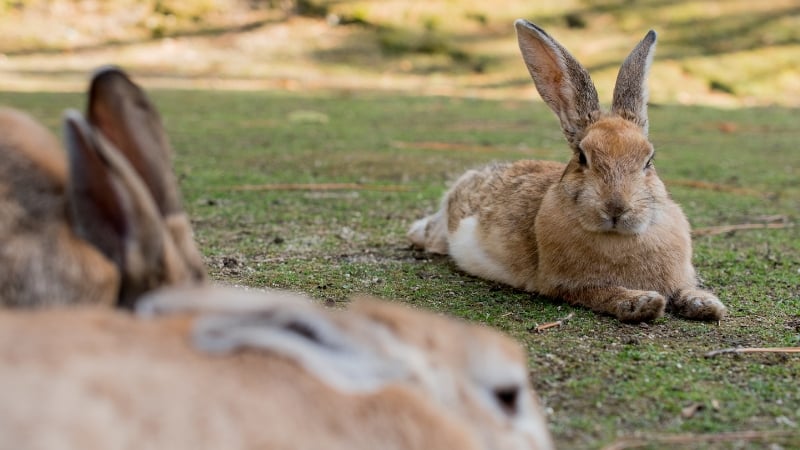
[670,289,726,321]
[616,291,666,323]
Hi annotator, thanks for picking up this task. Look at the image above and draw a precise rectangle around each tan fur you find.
[0,109,120,306]
[409,22,725,322]
[0,108,68,187]
[0,288,554,450]
[0,67,206,308]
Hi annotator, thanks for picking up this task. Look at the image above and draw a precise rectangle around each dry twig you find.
[602,430,798,450]
[531,313,574,333]
[692,222,794,237]
[666,179,768,197]
[223,183,411,192]
[704,347,800,358]
[391,140,504,154]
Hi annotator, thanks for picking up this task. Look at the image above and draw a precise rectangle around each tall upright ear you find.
[612,30,657,135]
[88,66,206,285]
[63,110,166,308]
[87,66,183,216]
[515,20,600,149]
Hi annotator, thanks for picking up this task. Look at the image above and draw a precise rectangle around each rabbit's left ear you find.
[611,30,657,135]
[63,109,167,308]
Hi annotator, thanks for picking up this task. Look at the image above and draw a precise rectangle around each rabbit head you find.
[0,67,205,308]
[516,20,665,236]
[348,297,552,449]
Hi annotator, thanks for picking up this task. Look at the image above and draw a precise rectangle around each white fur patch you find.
[448,216,516,286]
[193,312,408,394]
[407,217,429,248]
[136,286,314,317]
[138,286,409,394]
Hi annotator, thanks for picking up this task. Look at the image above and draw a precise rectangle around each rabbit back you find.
[410,160,564,290]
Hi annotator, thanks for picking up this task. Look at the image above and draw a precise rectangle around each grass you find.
[1,87,797,448]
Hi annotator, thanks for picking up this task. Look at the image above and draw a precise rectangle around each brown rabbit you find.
[409,21,725,323]
[0,67,206,308]
[0,286,554,450]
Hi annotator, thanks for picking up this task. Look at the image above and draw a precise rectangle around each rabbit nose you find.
[606,200,627,221]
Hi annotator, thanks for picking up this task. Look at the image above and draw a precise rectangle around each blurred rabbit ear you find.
[88,66,206,286]
[515,20,600,149]
[193,310,407,393]
[138,286,408,393]
[87,66,183,216]
[612,30,657,135]
[63,110,166,308]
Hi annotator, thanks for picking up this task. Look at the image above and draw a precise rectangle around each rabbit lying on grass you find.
[0,67,205,308]
[409,21,726,323]
[0,68,553,449]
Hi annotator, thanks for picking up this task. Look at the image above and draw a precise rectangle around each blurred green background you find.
[2,0,799,106]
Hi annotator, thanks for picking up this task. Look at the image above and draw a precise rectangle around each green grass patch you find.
[0,88,797,448]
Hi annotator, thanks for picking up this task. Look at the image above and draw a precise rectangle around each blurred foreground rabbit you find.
[0,69,554,449]
[0,286,554,450]
[409,21,725,323]
[0,67,206,308]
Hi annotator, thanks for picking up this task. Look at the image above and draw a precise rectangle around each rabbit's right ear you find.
[515,20,600,149]
[87,67,206,291]
[87,67,182,216]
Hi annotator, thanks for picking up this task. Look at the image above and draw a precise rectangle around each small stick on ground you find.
[224,183,412,192]
[704,347,800,358]
[531,313,574,333]
[692,222,794,237]
[666,179,768,197]
[391,140,508,154]
[602,430,798,450]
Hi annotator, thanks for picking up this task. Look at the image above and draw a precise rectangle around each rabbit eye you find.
[578,149,588,167]
[493,385,520,416]
[644,157,654,170]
